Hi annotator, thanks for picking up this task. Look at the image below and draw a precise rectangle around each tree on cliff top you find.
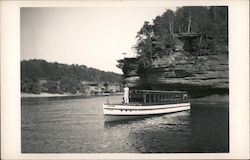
[134,21,154,67]
[134,6,228,69]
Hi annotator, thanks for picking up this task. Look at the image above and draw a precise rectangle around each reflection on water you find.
[21,95,228,153]
[104,111,191,153]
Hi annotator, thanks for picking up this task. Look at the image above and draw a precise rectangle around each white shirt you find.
[124,87,129,96]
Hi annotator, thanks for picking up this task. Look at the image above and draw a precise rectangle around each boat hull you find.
[103,102,190,122]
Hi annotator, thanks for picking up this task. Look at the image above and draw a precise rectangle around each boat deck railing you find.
[129,90,189,104]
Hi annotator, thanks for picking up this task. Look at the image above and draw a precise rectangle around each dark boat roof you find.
[130,90,188,94]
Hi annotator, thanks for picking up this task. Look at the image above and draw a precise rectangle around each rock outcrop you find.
[118,36,228,98]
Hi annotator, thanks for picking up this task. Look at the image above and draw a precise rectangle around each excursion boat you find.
[103,90,191,122]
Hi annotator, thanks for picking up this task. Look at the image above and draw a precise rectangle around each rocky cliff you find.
[118,36,228,98]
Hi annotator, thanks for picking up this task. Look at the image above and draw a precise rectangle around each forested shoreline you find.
[21,59,122,94]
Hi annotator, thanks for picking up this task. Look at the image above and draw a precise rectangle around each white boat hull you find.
[103,102,191,122]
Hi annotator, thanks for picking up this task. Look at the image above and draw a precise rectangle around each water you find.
[21,95,229,153]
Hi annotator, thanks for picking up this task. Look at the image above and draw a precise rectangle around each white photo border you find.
[1,0,249,159]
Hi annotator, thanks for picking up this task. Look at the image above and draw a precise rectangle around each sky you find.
[21,7,176,74]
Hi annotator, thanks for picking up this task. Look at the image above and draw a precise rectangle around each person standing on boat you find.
[123,84,129,104]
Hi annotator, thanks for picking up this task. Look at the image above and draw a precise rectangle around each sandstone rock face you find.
[119,38,229,98]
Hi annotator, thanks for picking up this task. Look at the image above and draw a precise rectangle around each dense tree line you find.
[134,6,228,69]
[21,59,122,94]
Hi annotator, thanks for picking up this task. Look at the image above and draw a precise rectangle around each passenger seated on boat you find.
[123,84,129,104]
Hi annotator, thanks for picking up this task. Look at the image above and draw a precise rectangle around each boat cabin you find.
[129,90,189,104]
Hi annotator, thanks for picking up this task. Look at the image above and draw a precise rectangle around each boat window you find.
[129,90,189,104]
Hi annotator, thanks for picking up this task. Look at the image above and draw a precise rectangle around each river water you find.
[21,95,229,153]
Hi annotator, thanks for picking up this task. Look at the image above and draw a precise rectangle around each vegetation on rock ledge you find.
[133,6,228,72]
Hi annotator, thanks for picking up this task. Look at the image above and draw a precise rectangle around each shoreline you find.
[22,92,228,101]
[21,92,123,98]
[21,93,70,98]
[191,94,229,105]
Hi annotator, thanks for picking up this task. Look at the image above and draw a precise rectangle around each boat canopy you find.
[129,90,189,104]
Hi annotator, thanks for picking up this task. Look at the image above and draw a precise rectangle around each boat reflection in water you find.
[103,111,192,153]
[103,90,191,122]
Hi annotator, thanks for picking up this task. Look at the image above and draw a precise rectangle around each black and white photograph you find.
[21,6,229,153]
[1,0,249,159]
